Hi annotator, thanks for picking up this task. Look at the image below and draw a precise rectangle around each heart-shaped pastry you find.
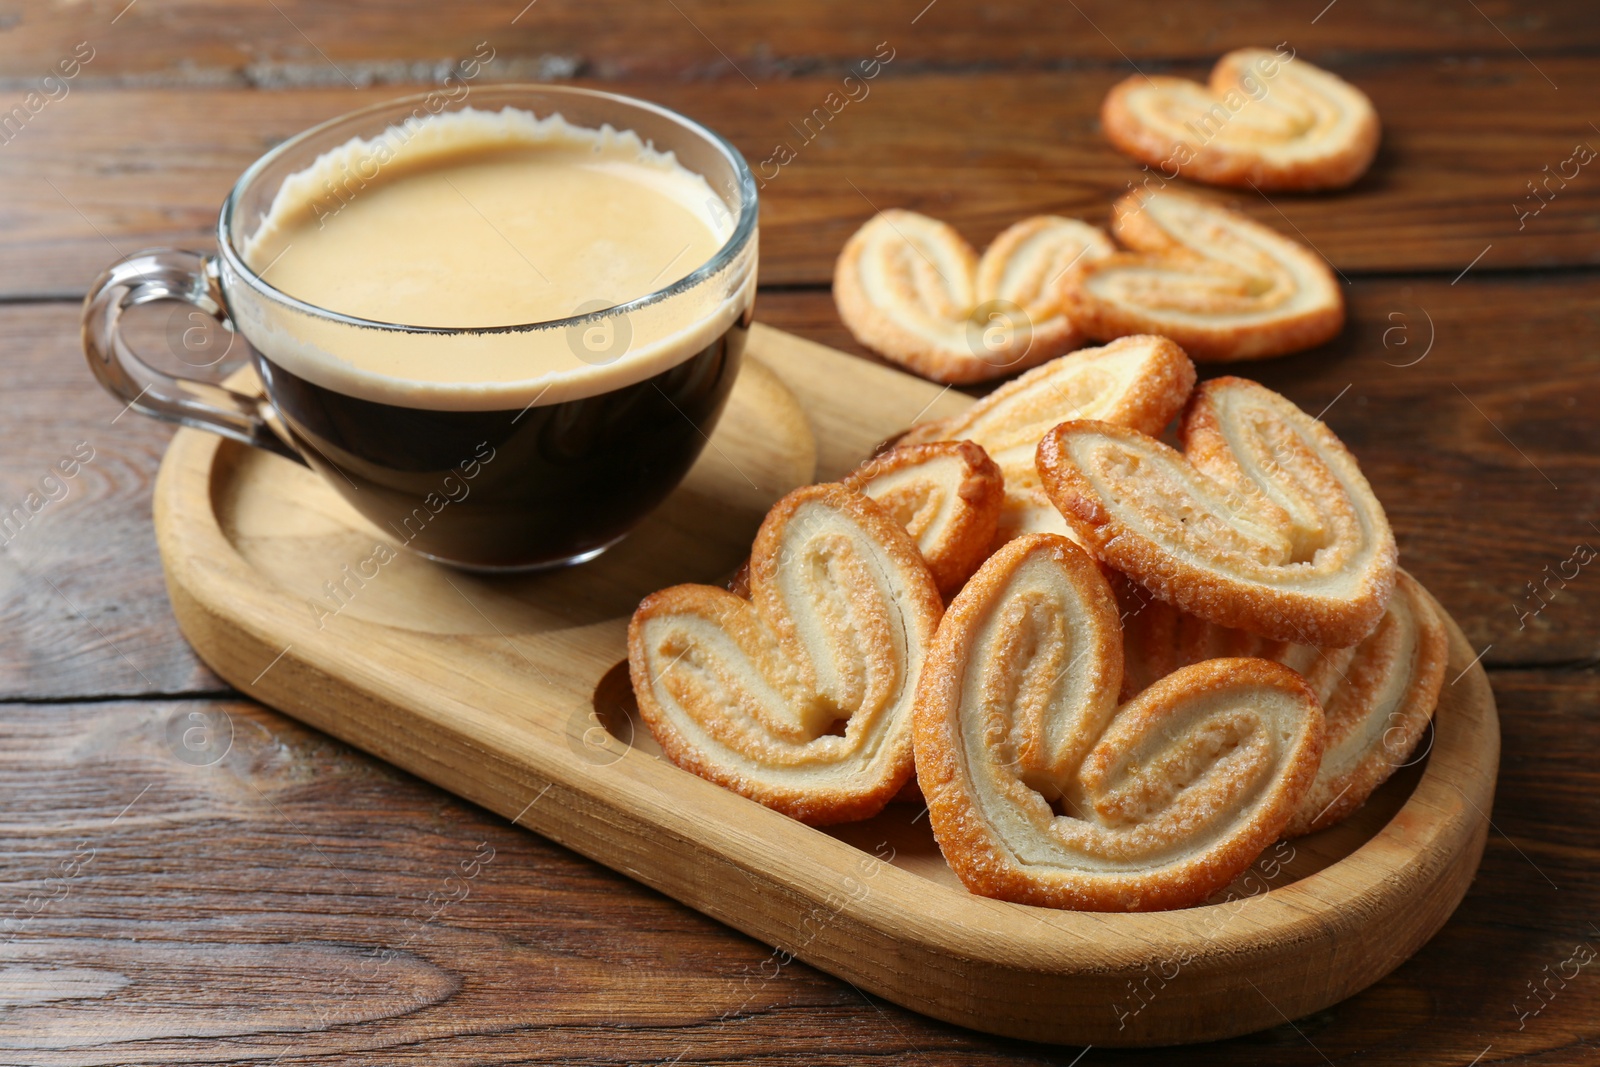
[1118,570,1447,837]
[834,210,1115,383]
[628,482,944,825]
[914,534,1324,912]
[1102,48,1380,191]
[842,440,1004,596]
[900,335,1196,548]
[1037,376,1397,648]
[1060,189,1344,362]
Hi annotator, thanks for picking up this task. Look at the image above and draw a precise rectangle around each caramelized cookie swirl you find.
[900,335,1197,547]
[1101,48,1380,191]
[842,441,1004,596]
[629,483,944,825]
[834,210,1115,383]
[914,535,1324,911]
[1284,572,1446,835]
[1060,189,1344,362]
[1038,377,1397,648]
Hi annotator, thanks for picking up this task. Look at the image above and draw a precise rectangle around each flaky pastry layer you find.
[842,440,1004,596]
[1102,48,1380,191]
[899,335,1197,550]
[1118,570,1446,836]
[1037,376,1397,647]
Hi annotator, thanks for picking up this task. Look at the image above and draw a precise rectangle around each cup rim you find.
[215,84,758,336]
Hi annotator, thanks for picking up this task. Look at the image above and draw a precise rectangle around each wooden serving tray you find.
[153,324,1499,1047]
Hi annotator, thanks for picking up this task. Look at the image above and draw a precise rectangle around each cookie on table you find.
[1102,48,1380,191]
[835,210,1115,384]
[1060,189,1344,362]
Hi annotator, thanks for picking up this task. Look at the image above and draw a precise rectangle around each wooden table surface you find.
[2,2,1597,1063]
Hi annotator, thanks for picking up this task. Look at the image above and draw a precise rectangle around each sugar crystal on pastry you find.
[835,211,1115,383]
[1037,376,1397,647]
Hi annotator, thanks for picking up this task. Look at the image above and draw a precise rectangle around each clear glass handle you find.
[83,248,303,463]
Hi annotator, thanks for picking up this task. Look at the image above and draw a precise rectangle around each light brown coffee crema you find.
[237,108,749,410]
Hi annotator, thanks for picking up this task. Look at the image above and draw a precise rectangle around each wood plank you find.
[5,58,1598,297]
[0,671,1591,1064]
[4,2,1594,1060]
[0,303,220,700]
[3,0,1596,85]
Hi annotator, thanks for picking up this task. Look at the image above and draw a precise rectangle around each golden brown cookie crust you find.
[834,210,1115,383]
[1060,190,1344,362]
[842,440,1004,597]
[896,335,1197,552]
[1282,572,1447,836]
[1118,569,1446,837]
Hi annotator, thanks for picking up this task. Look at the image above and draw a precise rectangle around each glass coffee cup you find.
[83,85,758,571]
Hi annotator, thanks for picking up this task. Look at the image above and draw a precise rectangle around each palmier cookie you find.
[835,210,1115,384]
[1102,48,1379,192]
[1060,189,1343,362]
[1038,376,1397,648]
[914,534,1324,912]
[1118,571,1447,837]
[841,441,1004,596]
[899,335,1197,548]
[629,483,943,826]
[725,442,1004,599]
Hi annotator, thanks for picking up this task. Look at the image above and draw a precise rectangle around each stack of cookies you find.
[627,335,1445,912]
[627,51,1439,914]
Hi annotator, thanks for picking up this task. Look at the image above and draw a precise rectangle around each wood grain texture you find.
[3,0,1594,84]
[0,304,220,701]
[2,0,1596,1057]
[7,55,1598,296]
[0,667,1589,1064]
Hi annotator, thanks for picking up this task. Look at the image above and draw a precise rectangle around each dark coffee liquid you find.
[256,322,746,569]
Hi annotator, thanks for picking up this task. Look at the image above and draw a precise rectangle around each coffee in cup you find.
[84,87,759,571]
